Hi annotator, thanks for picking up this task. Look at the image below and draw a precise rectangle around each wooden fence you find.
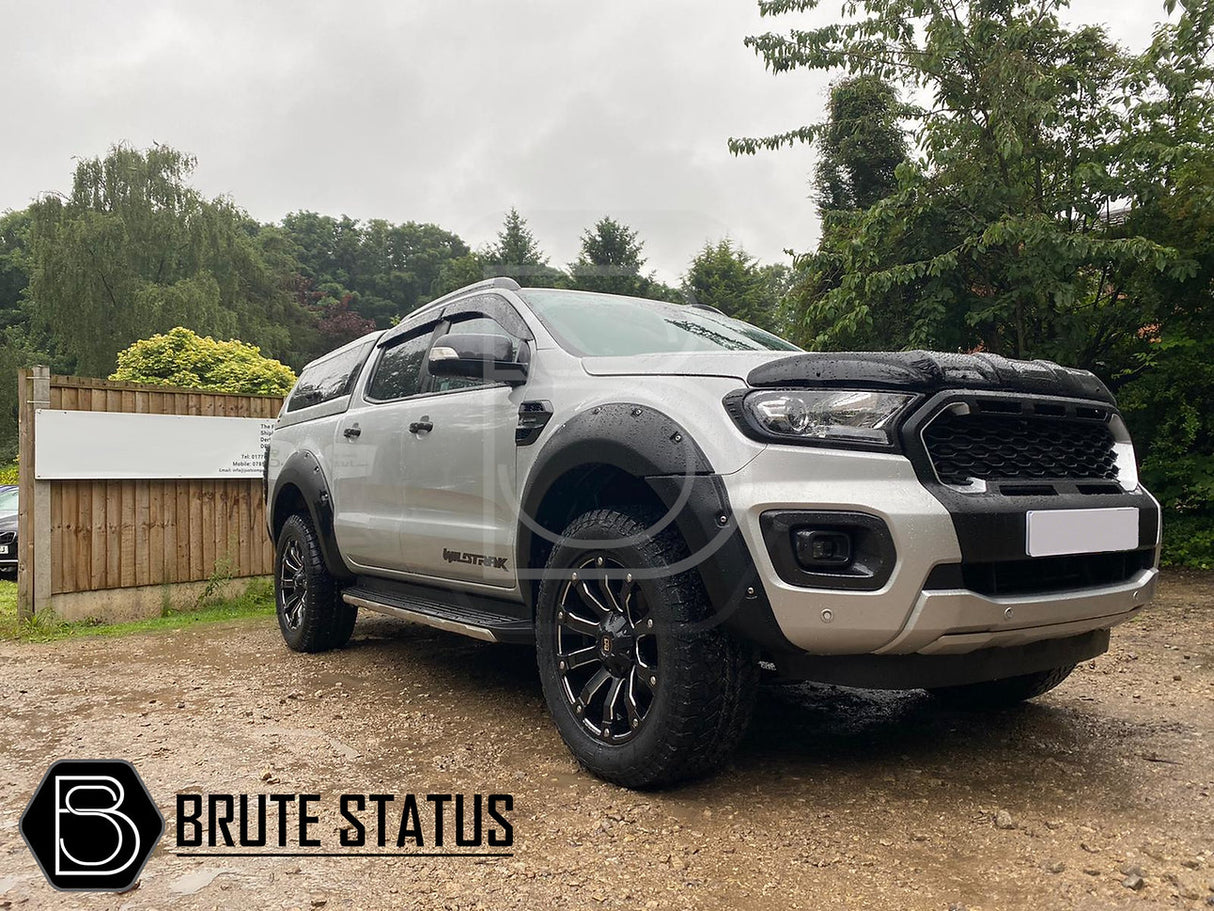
[17,368,284,620]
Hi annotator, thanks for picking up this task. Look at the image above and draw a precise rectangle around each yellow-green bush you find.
[110,327,296,396]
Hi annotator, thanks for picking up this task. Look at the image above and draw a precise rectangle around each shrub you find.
[110,327,296,396]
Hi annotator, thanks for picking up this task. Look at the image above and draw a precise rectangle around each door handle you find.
[343,425,361,439]
[409,420,434,435]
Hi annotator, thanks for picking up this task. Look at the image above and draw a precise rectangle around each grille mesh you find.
[923,411,1119,486]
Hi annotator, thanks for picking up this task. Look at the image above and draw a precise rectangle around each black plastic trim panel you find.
[269,449,354,582]
[924,548,1155,597]
[760,510,896,591]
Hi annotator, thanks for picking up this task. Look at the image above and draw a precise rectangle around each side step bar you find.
[342,582,533,644]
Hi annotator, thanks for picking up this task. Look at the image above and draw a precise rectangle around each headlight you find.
[740,389,916,448]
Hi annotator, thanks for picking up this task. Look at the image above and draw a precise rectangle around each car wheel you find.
[535,505,758,789]
[275,513,357,653]
[928,664,1076,709]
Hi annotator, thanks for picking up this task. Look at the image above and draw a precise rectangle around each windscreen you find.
[518,289,799,356]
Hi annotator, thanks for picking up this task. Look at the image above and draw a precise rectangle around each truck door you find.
[331,323,437,572]
[397,307,527,589]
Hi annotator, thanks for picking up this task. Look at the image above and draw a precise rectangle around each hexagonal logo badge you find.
[20,759,164,892]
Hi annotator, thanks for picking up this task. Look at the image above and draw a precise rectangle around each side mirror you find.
[427,333,529,386]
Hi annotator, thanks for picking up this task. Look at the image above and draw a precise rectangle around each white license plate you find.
[0,545,8,555]
[1026,507,1138,557]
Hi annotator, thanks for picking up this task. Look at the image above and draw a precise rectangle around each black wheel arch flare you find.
[269,449,354,583]
[516,402,796,653]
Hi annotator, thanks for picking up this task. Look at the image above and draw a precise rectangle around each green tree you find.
[0,209,31,333]
[483,208,564,287]
[430,252,488,299]
[110,327,296,395]
[683,239,782,332]
[814,75,909,216]
[486,208,544,269]
[786,75,914,347]
[1112,1,1214,564]
[27,144,302,376]
[569,216,656,297]
[732,0,1184,361]
[279,211,472,324]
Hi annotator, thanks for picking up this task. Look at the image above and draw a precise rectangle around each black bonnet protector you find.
[747,351,1115,404]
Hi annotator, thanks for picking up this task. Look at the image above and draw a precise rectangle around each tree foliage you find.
[279,211,472,329]
[27,145,303,376]
[683,239,785,332]
[569,216,658,297]
[110,327,296,395]
[814,75,909,216]
[482,208,564,287]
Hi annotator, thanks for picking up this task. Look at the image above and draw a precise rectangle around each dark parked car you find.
[0,485,17,576]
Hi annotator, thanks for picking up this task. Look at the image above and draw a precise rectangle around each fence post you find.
[31,366,52,618]
[16,368,32,620]
[17,366,51,621]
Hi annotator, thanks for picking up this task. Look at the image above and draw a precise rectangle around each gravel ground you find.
[1,570,1212,910]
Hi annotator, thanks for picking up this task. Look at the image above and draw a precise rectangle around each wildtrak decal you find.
[443,548,508,570]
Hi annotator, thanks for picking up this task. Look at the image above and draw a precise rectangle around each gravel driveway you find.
[1,571,1211,910]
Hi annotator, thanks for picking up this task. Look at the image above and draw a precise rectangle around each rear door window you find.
[287,341,374,412]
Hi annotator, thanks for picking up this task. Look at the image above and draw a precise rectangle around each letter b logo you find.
[21,760,164,892]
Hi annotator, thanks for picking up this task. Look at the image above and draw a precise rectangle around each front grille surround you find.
[918,397,1120,490]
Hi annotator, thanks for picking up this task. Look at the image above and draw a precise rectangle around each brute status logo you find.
[20,759,164,892]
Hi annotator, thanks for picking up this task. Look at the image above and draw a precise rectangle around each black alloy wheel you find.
[554,554,659,743]
[278,537,308,631]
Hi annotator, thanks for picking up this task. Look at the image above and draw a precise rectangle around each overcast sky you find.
[1,0,1171,283]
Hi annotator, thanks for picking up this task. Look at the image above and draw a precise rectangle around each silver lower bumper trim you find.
[876,568,1158,656]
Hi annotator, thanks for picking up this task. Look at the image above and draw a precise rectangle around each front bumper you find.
[724,445,1160,657]
[875,567,1156,655]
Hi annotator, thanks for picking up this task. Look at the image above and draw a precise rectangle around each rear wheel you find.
[928,664,1076,709]
[535,506,757,789]
[275,513,357,653]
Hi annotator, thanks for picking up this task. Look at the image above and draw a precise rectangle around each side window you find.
[429,314,524,394]
[286,341,372,412]
[366,331,431,401]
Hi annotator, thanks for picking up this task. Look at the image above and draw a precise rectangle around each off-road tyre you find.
[535,505,758,789]
[928,664,1076,709]
[275,513,357,653]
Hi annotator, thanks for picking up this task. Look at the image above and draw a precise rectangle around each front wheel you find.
[275,513,357,653]
[928,664,1076,709]
[535,506,758,789]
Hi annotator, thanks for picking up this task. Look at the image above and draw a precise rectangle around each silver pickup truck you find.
[265,277,1160,788]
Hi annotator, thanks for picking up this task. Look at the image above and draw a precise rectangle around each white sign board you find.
[34,410,277,480]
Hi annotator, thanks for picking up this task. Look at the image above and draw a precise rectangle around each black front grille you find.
[0,531,14,545]
[923,410,1118,487]
[925,549,1154,596]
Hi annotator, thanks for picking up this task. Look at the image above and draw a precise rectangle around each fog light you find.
[794,529,852,569]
